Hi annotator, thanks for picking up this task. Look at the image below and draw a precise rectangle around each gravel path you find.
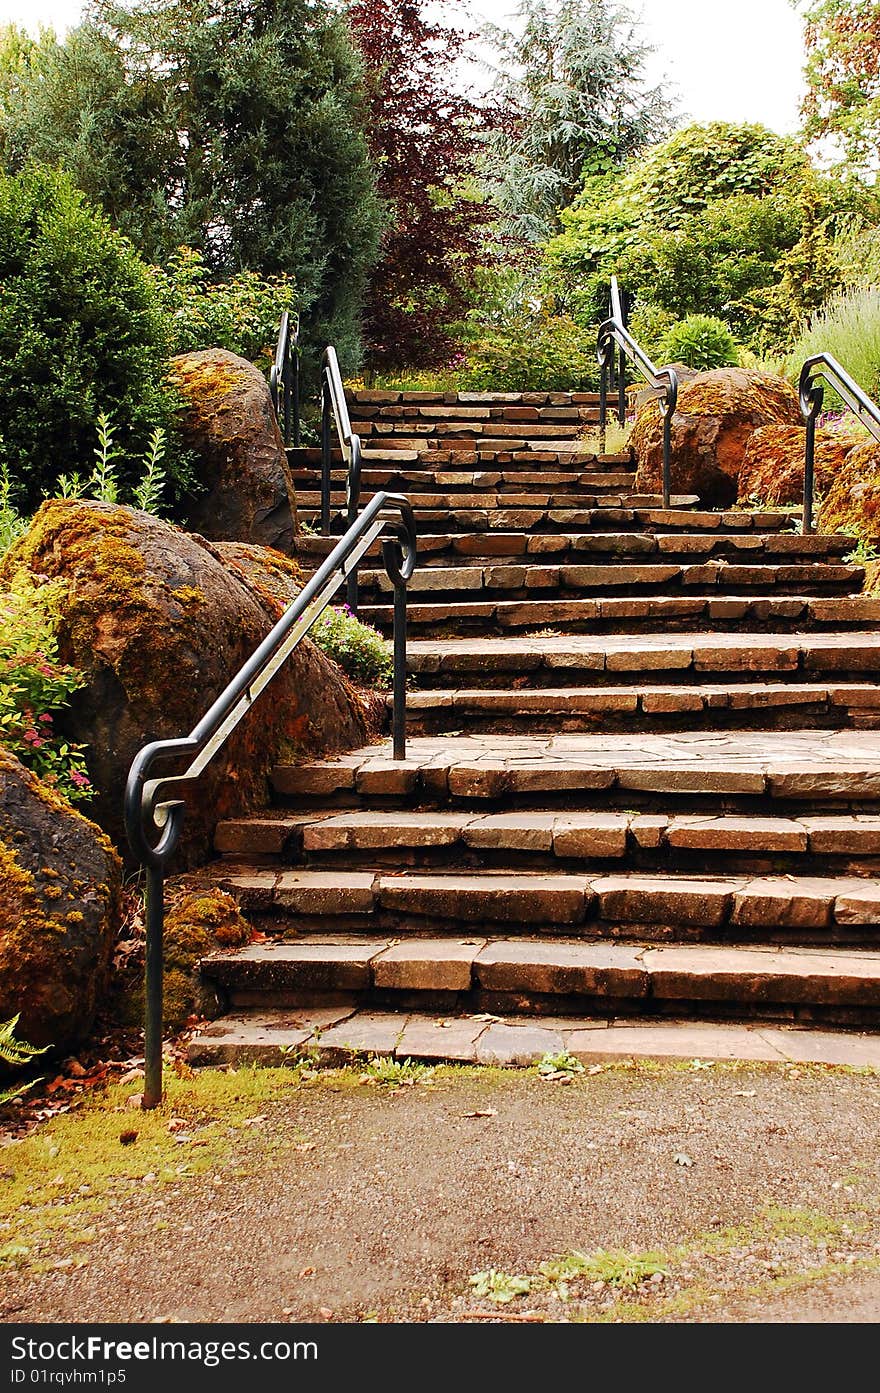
[3,1064,880,1323]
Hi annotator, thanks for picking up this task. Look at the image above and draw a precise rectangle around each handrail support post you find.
[392,576,407,761]
[143,864,164,1110]
[662,409,672,512]
[803,414,816,537]
[320,381,332,535]
[598,360,608,457]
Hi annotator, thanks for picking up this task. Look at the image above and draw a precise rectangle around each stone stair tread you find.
[187,1007,880,1067]
[195,933,880,1016]
[357,562,863,592]
[216,866,880,930]
[407,630,880,675]
[216,808,880,858]
[404,682,880,710]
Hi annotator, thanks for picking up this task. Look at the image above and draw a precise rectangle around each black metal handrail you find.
[321,346,363,613]
[269,309,301,448]
[124,490,417,1109]
[598,275,679,508]
[799,353,880,535]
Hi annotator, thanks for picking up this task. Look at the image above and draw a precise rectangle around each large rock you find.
[738,424,852,506]
[170,349,298,551]
[2,501,376,863]
[818,439,880,537]
[0,747,122,1051]
[632,368,802,507]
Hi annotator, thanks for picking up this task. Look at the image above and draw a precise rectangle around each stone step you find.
[187,1007,880,1067]
[195,932,880,1025]
[269,730,880,811]
[346,403,601,426]
[297,487,639,512]
[215,808,880,878]
[296,530,852,566]
[291,466,633,491]
[406,631,880,686]
[401,682,880,733]
[290,447,626,469]
[346,389,603,407]
[299,498,704,534]
[354,421,591,440]
[300,505,796,538]
[358,562,863,597]
[359,595,877,638]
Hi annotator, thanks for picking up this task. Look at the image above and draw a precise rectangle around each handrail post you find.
[143,865,165,1109]
[320,375,332,535]
[617,346,626,428]
[662,409,672,511]
[803,413,816,536]
[291,342,301,449]
[598,356,608,456]
[392,576,407,761]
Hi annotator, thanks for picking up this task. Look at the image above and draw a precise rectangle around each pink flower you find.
[70,771,90,788]
[38,713,53,724]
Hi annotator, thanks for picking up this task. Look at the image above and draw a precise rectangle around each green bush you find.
[310,605,393,687]
[0,576,92,802]
[461,312,598,392]
[152,247,297,369]
[659,315,739,371]
[0,165,186,513]
[627,301,676,363]
[786,285,880,404]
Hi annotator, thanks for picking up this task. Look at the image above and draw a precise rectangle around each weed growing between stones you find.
[309,605,394,687]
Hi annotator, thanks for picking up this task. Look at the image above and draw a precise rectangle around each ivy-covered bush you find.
[544,121,873,349]
[152,247,297,369]
[310,605,393,687]
[0,576,91,802]
[659,315,739,371]
[0,165,186,513]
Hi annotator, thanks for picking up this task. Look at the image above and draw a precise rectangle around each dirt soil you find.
[3,1062,880,1324]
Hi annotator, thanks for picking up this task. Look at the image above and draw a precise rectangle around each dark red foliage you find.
[348,0,488,372]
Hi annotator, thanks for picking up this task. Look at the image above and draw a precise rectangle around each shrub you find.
[461,312,598,392]
[152,247,297,370]
[786,285,880,405]
[309,605,393,687]
[659,315,739,370]
[627,301,676,363]
[0,576,92,801]
[0,164,186,513]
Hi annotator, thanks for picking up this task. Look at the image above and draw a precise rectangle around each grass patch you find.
[0,1066,302,1272]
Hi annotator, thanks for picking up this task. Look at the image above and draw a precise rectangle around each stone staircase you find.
[187,388,880,1068]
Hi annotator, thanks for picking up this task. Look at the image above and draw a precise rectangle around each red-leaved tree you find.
[348,0,487,373]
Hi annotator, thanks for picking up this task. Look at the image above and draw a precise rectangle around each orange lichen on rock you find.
[633,368,802,507]
[0,746,122,1050]
[738,424,852,506]
[170,348,298,551]
[817,439,880,537]
[1,500,373,865]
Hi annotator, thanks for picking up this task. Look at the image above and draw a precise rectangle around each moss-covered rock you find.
[817,440,880,538]
[632,368,801,507]
[1,500,375,862]
[170,348,298,551]
[0,747,122,1051]
[738,423,852,506]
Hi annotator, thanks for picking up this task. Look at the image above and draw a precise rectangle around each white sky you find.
[0,0,808,136]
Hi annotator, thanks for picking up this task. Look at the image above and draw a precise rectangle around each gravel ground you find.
[3,1063,880,1323]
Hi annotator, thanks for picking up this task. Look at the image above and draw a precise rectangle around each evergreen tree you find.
[0,0,383,364]
[484,0,675,242]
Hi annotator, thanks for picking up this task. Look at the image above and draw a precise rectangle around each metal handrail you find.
[269,310,301,448]
[799,353,880,535]
[321,346,363,613]
[124,490,417,1108]
[598,275,679,508]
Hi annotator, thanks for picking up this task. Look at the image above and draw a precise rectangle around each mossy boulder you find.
[818,440,880,538]
[738,424,852,506]
[2,500,375,863]
[113,886,252,1030]
[0,747,122,1051]
[170,348,298,552]
[632,368,802,507]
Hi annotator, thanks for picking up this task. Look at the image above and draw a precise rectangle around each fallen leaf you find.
[463,1109,497,1119]
[299,1266,315,1278]
[673,1152,694,1167]
[119,1131,138,1147]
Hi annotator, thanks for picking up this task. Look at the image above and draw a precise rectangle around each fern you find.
[0,1015,48,1107]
